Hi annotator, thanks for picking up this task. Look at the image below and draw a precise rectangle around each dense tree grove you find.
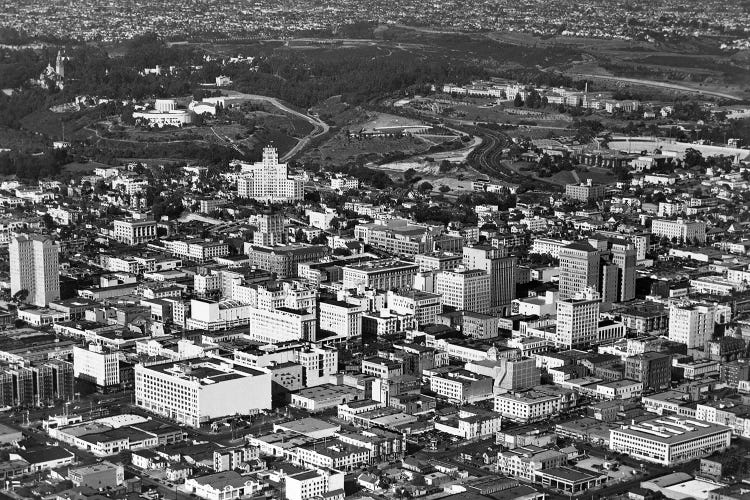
[227,46,488,108]
[0,148,70,179]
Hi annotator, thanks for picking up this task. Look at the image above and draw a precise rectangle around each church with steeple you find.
[35,50,67,90]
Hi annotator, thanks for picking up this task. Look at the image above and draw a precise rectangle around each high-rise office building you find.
[10,234,60,307]
[624,352,671,391]
[555,288,600,349]
[558,241,600,300]
[609,241,637,302]
[669,301,716,348]
[251,213,286,246]
[463,245,517,310]
[600,262,619,304]
[588,236,637,303]
[435,267,491,314]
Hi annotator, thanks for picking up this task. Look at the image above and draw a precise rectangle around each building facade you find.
[10,234,60,307]
[558,242,600,300]
[236,146,303,203]
[134,359,272,427]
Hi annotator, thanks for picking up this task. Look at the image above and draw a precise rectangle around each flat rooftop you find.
[274,418,339,436]
[612,416,730,444]
[142,359,264,383]
[344,259,418,272]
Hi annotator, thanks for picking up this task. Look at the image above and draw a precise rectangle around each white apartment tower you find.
[555,288,600,349]
[669,301,716,348]
[237,146,303,203]
[10,234,60,307]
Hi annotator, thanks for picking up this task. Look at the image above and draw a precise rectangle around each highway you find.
[469,128,513,181]
[221,90,331,161]
[571,73,743,101]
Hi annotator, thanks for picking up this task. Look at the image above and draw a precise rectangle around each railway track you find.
[466,126,516,181]
[466,124,563,191]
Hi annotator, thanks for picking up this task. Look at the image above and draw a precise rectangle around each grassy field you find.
[373,159,477,195]
[62,160,111,174]
[311,97,370,128]
[301,130,429,165]
[0,126,49,152]
[359,112,425,131]
[20,109,98,142]
[84,98,317,159]
[506,161,617,187]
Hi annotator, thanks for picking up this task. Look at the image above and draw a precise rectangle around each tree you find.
[439,160,453,173]
[330,217,341,232]
[526,89,541,108]
[42,213,55,231]
[513,94,524,107]
[404,168,417,182]
[439,185,451,193]
[12,289,28,304]
[311,233,327,245]
[304,191,321,203]
[94,179,108,195]
[684,148,704,168]
[418,181,433,193]
[294,228,307,243]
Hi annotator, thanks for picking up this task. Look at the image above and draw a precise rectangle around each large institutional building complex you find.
[237,146,304,203]
[134,359,271,427]
[651,218,707,244]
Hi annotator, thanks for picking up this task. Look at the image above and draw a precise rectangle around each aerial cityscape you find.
[0,1,750,500]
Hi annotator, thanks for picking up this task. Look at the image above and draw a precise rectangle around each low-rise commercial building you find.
[609,416,731,466]
[134,359,271,427]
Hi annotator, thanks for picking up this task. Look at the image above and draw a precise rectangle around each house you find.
[185,471,262,500]
[357,472,380,491]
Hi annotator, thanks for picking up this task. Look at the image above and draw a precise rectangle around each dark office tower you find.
[610,241,637,302]
[46,359,75,401]
[588,235,637,303]
[625,352,672,391]
[600,262,619,304]
[11,367,34,406]
[0,370,13,407]
[463,245,517,312]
